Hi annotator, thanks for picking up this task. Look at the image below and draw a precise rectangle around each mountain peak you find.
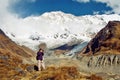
[40,11,75,22]
[41,11,73,17]
[79,21,120,55]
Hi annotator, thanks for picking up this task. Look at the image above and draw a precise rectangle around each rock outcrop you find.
[76,21,120,74]
[77,54,120,74]
[79,21,120,55]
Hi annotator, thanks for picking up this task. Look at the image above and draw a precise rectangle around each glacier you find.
[1,11,120,51]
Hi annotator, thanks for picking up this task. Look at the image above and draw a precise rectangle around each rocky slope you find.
[76,21,120,75]
[0,29,36,79]
[79,21,120,55]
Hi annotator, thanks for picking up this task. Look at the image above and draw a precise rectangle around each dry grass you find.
[0,51,103,80]
[34,66,102,80]
[89,74,103,80]
[36,66,79,80]
[0,48,24,79]
[0,34,35,58]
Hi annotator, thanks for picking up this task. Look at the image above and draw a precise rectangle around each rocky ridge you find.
[76,21,120,75]
[79,21,120,55]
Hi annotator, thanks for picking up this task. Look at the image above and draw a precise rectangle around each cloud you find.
[93,11,100,15]
[0,0,25,35]
[0,0,10,22]
[73,0,120,14]
[0,0,55,37]
[0,0,17,27]
[0,0,119,33]
[24,0,37,3]
[0,0,36,26]
[29,0,37,2]
[72,0,90,3]
[93,0,120,14]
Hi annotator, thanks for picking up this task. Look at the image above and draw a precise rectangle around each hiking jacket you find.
[36,52,44,60]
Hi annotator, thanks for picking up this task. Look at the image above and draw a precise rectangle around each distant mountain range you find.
[1,11,120,51]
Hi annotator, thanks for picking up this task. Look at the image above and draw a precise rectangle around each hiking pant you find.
[38,60,45,71]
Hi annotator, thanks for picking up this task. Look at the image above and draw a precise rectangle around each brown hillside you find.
[79,21,120,55]
[0,29,36,79]
[0,31,35,58]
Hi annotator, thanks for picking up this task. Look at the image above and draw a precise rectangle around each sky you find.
[7,0,120,18]
[0,0,120,19]
[0,0,120,32]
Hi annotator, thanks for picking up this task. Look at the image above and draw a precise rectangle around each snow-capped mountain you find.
[1,11,120,51]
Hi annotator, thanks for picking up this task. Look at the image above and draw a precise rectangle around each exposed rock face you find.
[80,21,120,54]
[77,54,120,74]
[76,21,120,74]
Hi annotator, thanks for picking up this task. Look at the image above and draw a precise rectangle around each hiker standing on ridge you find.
[36,48,45,71]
